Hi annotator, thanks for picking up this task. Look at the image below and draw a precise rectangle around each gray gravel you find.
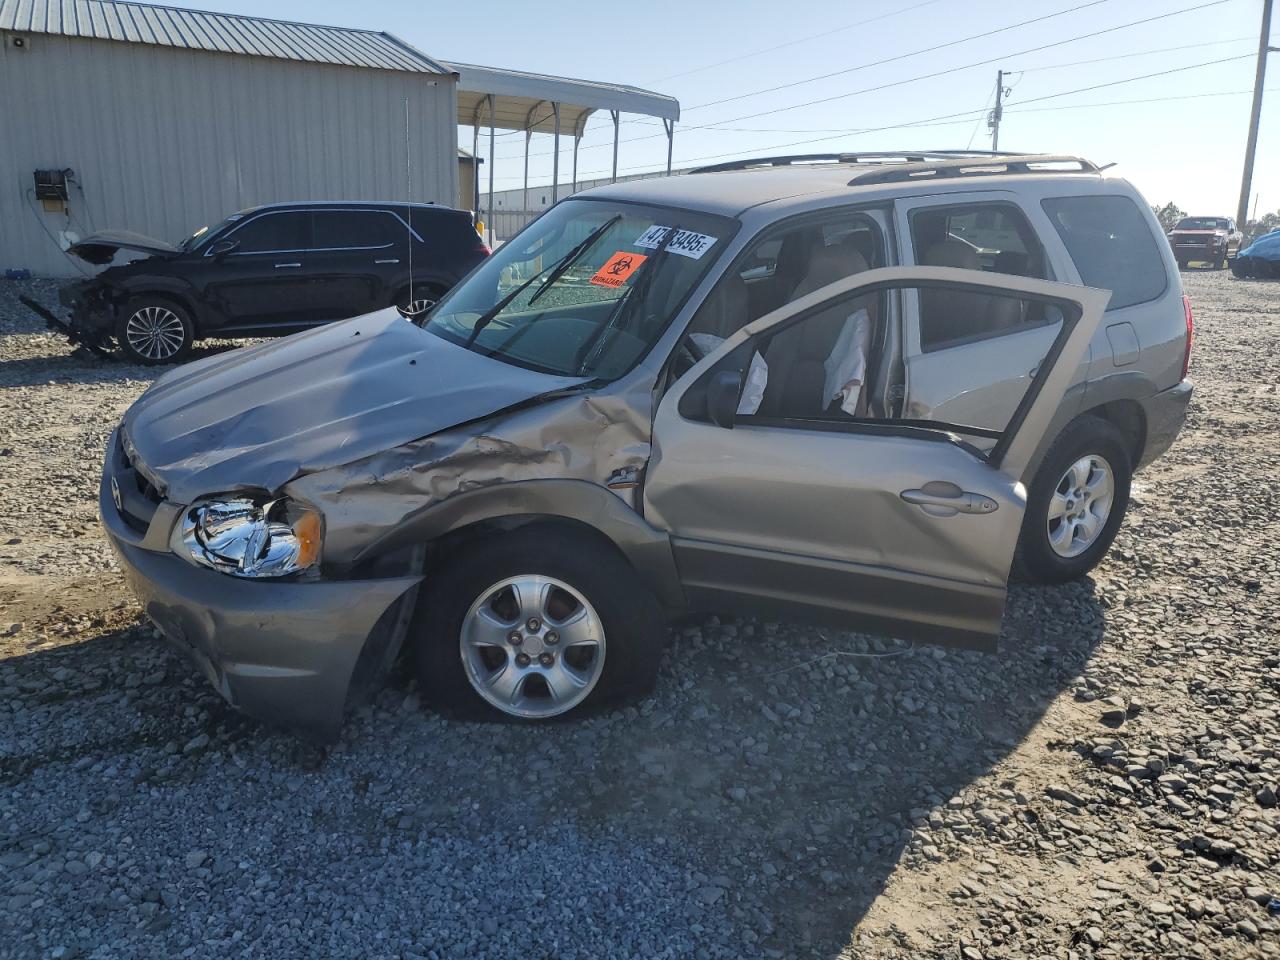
[1,270,1277,959]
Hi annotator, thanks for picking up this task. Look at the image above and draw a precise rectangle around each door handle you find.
[901,484,999,517]
[274,262,301,269]
[375,258,400,264]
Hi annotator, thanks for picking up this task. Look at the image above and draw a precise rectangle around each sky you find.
[154,0,1276,219]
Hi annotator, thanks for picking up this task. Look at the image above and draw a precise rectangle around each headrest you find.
[922,239,982,271]
[794,243,870,299]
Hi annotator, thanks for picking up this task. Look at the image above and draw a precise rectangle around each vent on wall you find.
[9,34,31,50]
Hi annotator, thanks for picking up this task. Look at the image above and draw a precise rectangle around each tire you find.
[1176,259,1187,270]
[1014,416,1132,584]
[1215,256,1227,270]
[395,283,446,321]
[1231,258,1250,279]
[412,525,666,721]
[115,296,194,364]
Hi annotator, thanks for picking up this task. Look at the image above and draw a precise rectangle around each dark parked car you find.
[57,201,490,363]
[1166,215,1243,270]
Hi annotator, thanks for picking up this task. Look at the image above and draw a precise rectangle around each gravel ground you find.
[0,270,1277,959]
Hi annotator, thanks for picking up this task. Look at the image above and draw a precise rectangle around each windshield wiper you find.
[575,224,680,374]
[526,214,621,307]
[464,214,621,348]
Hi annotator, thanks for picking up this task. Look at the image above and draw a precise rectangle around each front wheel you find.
[412,526,665,721]
[1015,416,1132,584]
[115,297,194,364]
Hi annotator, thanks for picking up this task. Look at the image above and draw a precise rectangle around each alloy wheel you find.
[124,305,186,360]
[459,574,606,719]
[1047,454,1115,558]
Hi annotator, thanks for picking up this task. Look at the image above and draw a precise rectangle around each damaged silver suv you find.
[101,152,1193,737]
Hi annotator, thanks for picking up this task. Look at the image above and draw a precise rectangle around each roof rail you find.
[689,150,1030,174]
[845,154,1102,186]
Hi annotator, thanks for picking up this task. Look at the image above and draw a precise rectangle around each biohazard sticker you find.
[634,225,718,259]
[590,251,648,288]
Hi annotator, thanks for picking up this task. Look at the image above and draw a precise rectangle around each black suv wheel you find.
[115,296,194,364]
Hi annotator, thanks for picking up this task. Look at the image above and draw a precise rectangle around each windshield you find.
[424,199,735,379]
[1174,217,1228,230]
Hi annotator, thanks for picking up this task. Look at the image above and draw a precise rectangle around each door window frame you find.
[673,268,1095,474]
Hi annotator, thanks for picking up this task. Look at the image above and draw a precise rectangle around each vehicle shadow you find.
[0,579,1106,957]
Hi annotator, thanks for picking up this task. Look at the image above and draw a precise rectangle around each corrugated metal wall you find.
[0,32,458,277]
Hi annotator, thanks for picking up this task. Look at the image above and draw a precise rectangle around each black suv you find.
[58,201,489,363]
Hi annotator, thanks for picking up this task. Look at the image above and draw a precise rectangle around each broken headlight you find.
[178,496,322,578]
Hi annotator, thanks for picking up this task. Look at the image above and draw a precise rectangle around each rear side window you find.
[312,211,401,249]
[1041,196,1167,310]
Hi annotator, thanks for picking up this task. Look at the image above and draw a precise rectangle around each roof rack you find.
[689,150,1030,174]
[845,154,1103,186]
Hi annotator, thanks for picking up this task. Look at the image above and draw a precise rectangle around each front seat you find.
[757,244,870,418]
[687,271,750,341]
[920,240,1022,344]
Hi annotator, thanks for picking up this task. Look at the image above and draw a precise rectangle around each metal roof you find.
[0,0,452,73]
[449,60,680,134]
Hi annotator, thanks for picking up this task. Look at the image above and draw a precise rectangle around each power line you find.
[490,62,1263,186]
[681,0,1113,115]
[1010,34,1254,71]
[645,0,946,84]
[494,0,1241,162]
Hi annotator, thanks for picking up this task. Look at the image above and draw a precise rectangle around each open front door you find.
[645,266,1109,650]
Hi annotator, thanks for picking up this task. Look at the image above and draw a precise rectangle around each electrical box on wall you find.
[34,169,69,213]
[8,34,32,51]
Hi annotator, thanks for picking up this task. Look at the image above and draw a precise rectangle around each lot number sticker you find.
[590,251,648,288]
[634,225,718,260]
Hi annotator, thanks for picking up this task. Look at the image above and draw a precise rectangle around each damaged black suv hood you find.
[68,231,183,265]
[121,309,587,504]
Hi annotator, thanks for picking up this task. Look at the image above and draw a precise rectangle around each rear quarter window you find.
[1041,196,1168,310]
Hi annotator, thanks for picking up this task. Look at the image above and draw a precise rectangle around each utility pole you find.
[989,70,1007,151]
[1236,0,1276,230]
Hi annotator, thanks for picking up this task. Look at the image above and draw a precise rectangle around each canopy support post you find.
[471,123,481,216]
[487,94,495,246]
[610,110,620,183]
[663,119,674,176]
[551,102,561,203]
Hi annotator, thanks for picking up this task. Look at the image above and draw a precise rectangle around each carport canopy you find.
[447,61,680,233]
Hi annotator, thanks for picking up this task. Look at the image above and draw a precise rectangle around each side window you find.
[685,210,885,345]
[311,211,401,250]
[682,283,1071,455]
[1041,196,1167,311]
[229,213,309,254]
[910,203,1052,351]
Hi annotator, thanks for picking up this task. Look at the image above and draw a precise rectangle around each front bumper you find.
[100,432,421,739]
[1137,380,1193,469]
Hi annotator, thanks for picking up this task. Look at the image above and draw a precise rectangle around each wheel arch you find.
[349,479,687,612]
[115,285,201,327]
[1079,398,1146,469]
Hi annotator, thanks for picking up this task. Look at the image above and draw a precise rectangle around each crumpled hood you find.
[68,230,182,265]
[122,309,587,504]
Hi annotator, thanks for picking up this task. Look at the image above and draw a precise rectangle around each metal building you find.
[0,0,462,277]
[0,0,680,277]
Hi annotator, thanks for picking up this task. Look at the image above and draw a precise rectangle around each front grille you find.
[114,432,161,534]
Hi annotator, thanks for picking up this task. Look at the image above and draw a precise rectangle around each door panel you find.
[645,266,1109,649]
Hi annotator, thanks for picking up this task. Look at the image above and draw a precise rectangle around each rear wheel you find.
[412,526,665,721]
[396,284,446,321]
[1015,416,1132,584]
[115,297,194,364]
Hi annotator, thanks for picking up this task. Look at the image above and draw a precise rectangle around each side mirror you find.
[208,238,239,259]
[706,370,743,429]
